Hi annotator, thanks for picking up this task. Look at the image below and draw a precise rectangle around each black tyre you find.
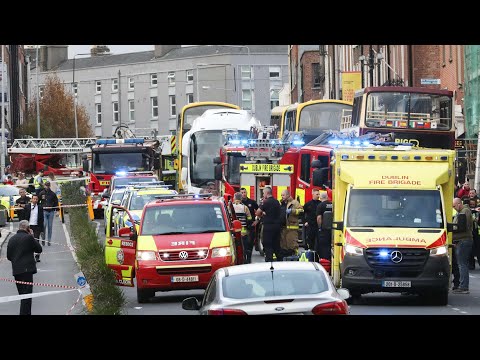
[137,288,154,303]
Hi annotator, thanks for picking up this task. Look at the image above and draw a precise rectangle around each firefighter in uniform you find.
[33,169,45,196]
[232,192,253,263]
[279,189,303,258]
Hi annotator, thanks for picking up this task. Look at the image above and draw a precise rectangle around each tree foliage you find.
[19,74,94,138]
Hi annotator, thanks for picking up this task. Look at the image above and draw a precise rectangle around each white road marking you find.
[134,307,142,310]
[452,307,460,311]
[62,222,78,264]
[9,221,13,233]
[93,221,100,236]
[460,311,468,314]
[37,269,56,272]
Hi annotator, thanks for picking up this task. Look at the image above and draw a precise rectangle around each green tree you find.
[19,74,94,138]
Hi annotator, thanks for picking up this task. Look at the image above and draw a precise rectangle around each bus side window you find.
[351,96,362,127]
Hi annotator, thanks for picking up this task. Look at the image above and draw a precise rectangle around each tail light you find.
[207,308,247,315]
[312,300,349,315]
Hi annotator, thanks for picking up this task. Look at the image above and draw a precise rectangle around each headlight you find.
[345,244,363,256]
[212,247,232,258]
[430,245,448,256]
[136,251,157,261]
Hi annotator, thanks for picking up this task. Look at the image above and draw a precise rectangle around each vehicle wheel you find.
[426,289,448,306]
[137,288,154,303]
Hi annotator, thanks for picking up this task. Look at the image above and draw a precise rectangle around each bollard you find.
[86,195,94,221]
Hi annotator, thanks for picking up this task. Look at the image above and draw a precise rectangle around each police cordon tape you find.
[10,204,88,211]
[0,277,77,289]
[66,293,83,315]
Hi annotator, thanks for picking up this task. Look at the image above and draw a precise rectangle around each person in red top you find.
[457,181,471,200]
[4,175,14,185]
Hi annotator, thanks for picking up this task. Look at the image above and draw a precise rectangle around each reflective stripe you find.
[34,175,43,189]
[296,188,305,206]
[287,225,299,229]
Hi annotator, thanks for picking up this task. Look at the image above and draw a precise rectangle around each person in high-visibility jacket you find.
[232,192,253,263]
[33,169,45,196]
[279,189,303,258]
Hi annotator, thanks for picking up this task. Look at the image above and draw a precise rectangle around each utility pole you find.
[369,45,375,86]
[36,45,40,138]
[118,69,121,128]
[1,45,5,180]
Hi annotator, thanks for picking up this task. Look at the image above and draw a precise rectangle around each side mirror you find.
[214,164,222,181]
[232,219,242,233]
[182,296,201,311]
[154,157,160,170]
[322,211,333,230]
[103,192,110,199]
[82,159,89,172]
[213,156,221,164]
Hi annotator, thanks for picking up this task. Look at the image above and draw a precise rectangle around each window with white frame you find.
[169,95,176,117]
[242,89,252,110]
[186,70,194,83]
[112,101,119,123]
[128,77,135,91]
[241,65,252,79]
[39,86,44,98]
[96,103,102,125]
[112,78,118,92]
[96,81,101,94]
[270,89,280,109]
[168,72,175,86]
[151,97,158,118]
[72,83,78,97]
[186,93,194,104]
[269,66,281,80]
[128,100,135,122]
[150,73,158,87]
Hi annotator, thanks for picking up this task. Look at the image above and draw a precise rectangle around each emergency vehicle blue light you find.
[368,155,375,160]
[440,156,448,160]
[353,141,361,146]
[96,139,116,144]
[379,250,389,258]
[293,140,305,146]
[414,156,421,160]
[241,140,248,145]
[344,141,351,146]
[194,194,200,199]
[115,171,127,176]
[341,155,349,160]
[124,138,144,144]
[362,141,370,146]
[391,155,398,160]
[230,140,241,145]
[328,140,343,145]
[249,140,255,145]
[271,140,276,145]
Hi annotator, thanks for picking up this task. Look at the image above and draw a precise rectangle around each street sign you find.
[455,139,465,150]
[420,79,441,85]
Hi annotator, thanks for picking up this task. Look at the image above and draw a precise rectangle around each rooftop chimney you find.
[91,45,111,56]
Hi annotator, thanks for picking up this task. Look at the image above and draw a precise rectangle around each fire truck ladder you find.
[8,138,97,154]
[244,126,292,161]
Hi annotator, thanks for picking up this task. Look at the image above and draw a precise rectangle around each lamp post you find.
[36,45,40,138]
[72,53,90,138]
[1,45,5,180]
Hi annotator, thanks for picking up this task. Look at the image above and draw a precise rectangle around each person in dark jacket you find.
[38,181,59,246]
[24,194,45,261]
[15,188,31,221]
[303,189,321,250]
[6,220,43,315]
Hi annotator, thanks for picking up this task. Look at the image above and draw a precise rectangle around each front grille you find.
[365,248,428,269]
[156,266,212,275]
[158,248,209,262]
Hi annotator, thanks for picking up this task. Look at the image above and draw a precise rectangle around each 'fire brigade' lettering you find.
[366,236,426,243]
[252,164,280,172]
[171,241,196,246]
[368,175,421,185]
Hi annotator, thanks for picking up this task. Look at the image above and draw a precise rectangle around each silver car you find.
[182,261,350,315]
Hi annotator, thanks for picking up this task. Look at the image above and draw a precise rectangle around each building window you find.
[151,97,158,118]
[269,66,281,80]
[96,103,102,125]
[186,70,194,84]
[128,100,135,122]
[168,72,175,86]
[96,81,101,94]
[312,63,321,88]
[112,78,118,92]
[186,93,194,104]
[128,77,134,91]
[241,65,252,79]
[39,86,44,98]
[112,101,119,123]
[169,95,176,117]
[242,89,252,110]
[270,89,280,109]
[150,73,158,87]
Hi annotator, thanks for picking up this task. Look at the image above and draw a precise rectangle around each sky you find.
[68,45,154,59]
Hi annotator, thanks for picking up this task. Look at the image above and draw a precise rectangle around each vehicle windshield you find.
[190,130,249,186]
[226,154,245,185]
[347,189,444,228]
[130,191,176,210]
[93,152,149,174]
[222,270,329,299]
[181,105,237,134]
[365,92,452,130]
[299,103,352,132]
[113,176,157,188]
[141,204,226,235]
[0,186,20,196]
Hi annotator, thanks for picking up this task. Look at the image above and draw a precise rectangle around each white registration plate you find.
[382,281,411,288]
[171,275,199,283]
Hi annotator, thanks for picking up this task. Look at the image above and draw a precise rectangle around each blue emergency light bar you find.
[129,181,165,186]
[154,193,213,200]
[96,138,144,145]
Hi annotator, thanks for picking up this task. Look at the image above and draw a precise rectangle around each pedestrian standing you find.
[232,192,253,263]
[316,192,333,261]
[241,187,259,257]
[15,172,29,190]
[15,188,31,221]
[24,194,45,262]
[47,173,59,195]
[279,189,303,258]
[33,169,45,196]
[38,181,59,246]
[452,197,473,294]
[255,187,282,262]
[303,189,321,250]
[6,220,42,315]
